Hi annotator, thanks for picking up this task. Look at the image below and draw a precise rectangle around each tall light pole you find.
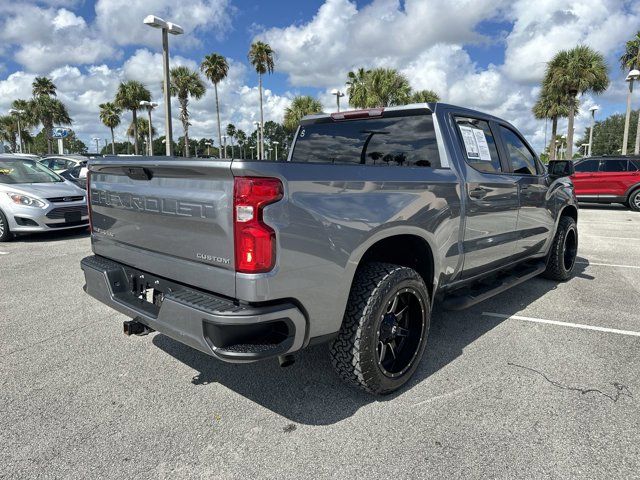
[8,109,25,153]
[587,106,598,157]
[272,141,279,160]
[144,15,183,157]
[140,100,158,156]
[222,135,227,159]
[331,89,345,112]
[622,69,640,155]
[250,146,255,160]
[92,137,100,154]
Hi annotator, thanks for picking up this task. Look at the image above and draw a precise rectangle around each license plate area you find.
[64,211,82,223]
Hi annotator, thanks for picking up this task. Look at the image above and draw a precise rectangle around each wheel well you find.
[560,204,578,223]
[627,184,640,200]
[358,235,435,296]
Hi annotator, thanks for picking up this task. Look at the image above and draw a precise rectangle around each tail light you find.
[233,177,283,273]
[86,170,93,232]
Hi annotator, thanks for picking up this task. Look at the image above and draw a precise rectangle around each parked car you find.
[81,103,578,394]
[39,155,88,173]
[59,161,88,189]
[571,156,640,211]
[0,156,88,241]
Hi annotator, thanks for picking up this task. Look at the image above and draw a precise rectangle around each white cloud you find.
[52,8,86,30]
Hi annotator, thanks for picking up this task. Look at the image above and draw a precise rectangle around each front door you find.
[571,158,601,200]
[496,125,554,258]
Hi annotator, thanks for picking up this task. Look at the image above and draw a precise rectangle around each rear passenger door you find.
[497,124,554,258]
[452,115,520,279]
[598,159,639,200]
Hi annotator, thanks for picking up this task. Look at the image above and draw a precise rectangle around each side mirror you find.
[548,160,574,178]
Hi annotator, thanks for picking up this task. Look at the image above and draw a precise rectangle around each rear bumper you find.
[81,255,306,363]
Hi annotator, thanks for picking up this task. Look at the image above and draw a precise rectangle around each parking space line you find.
[582,235,640,240]
[0,252,8,255]
[576,261,640,269]
[482,312,640,338]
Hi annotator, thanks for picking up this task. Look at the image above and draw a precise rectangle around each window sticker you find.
[459,126,492,162]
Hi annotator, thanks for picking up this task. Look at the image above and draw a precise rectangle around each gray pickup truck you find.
[81,103,578,394]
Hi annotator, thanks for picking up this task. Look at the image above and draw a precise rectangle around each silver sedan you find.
[0,156,89,241]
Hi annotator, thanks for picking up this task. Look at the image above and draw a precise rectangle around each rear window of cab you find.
[290,115,441,168]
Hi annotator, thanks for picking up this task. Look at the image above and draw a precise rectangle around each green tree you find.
[545,45,609,159]
[200,53,229,158]
[32,76,57,97]
[126,117,156,149]
[100,141,134,155]
[532,87,577,160]
[226,123,237,157]
[0,115,32,152]
[346,68,370,109]
[366,68,412,107]
[283,95,323,133]
[248,41,275,159]
[31,128,86,155]
[411,89,440,103]
[99,102,121,155]
[169,66,206,158]
[235,129,247,158]
[575,110,639,156]
[29,77,72,154]
[114,80,151,156]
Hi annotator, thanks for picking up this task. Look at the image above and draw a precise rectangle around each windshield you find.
[0,159,64,184]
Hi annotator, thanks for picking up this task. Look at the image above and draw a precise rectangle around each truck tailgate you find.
[88,158,236,298]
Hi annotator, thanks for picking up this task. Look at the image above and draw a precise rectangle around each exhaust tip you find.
[278,354,295,368]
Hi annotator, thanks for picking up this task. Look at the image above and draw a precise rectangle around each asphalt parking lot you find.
[2,204,639,479]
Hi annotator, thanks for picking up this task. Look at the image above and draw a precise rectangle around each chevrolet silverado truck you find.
[81,103,578,394]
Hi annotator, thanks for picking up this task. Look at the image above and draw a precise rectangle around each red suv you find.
[571,156,640,211]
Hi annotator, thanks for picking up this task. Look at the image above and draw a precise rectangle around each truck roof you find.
[300,102,507,126]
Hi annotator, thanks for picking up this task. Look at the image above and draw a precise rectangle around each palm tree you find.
[235,129,247,158]
[248,41,275,159]
[32,77,57,97]
[411,89,440,103]
[346,68,369,109]
[169,66,206,158]
[126,117,156,150]
[283,96,323,133]
[200,53,229,159]
[620,31,640,154]
[114,80,151,156]
[99,102,121,155]
[29,76,71,154]
[226,123,237,157]
[0,115,32,152]
[545,45,609,158]
[30,96,72,154]
[366,68,412,107]
[532,88,576,161]
[620,31,640,70]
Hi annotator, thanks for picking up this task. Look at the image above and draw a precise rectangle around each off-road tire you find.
[0,209,12,242]
[628,189,640,212]
[542,216,578,281]
[329,262,431,395]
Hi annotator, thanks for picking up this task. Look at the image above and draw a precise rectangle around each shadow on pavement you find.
[153,260,591,425]
[13,227,90,243]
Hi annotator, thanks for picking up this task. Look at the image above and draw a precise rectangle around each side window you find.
[630,161,640,171]
[65,160,76,170]
[499,126,538,175]
[574,160,600,172]
[454,117,501,173]
[601,159,629,172]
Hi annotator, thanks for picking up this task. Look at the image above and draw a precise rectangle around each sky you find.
[0,0,639,153]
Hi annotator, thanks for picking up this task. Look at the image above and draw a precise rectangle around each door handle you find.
[469,187,489,199]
